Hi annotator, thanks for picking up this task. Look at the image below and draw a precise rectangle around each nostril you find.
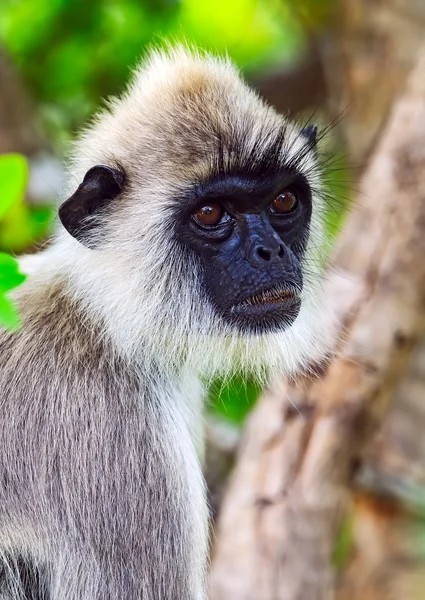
[256,247,272,261]
[278,245,285,259]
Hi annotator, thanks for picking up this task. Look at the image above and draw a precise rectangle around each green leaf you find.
[0,154,29,219]
[0,294,22,330]
[0,269,26,293]
[28,204,55,241]
[0,251,25,274]
[332,509,354,571]
[208,375,262,424]
[0,253,26,293]
[178,0,305,71]
[0,253,26,330]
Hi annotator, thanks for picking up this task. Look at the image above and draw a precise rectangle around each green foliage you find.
[0,252,26,330]
[0,153,28,218]
[0,154,53,253]
[209,376,262,424]
[0,0,307,146]
[0,153,54,330]
[0,154,28,328]
[332,508,354,571]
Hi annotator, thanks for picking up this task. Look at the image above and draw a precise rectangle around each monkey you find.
[0,45,332,599]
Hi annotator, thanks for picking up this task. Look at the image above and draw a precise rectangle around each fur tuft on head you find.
[24,45,334,383]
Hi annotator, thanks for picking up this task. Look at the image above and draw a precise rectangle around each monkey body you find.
[0,271,207,599]
[0,47,330,598]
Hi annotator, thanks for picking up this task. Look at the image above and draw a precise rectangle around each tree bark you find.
[326,0,425,164]
[210,45,425,600]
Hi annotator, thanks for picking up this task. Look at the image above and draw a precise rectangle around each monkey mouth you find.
[236,286,300,309]
[222,286,302,334]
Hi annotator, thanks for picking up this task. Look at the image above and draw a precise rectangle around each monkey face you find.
[57,47,331,376]
[176,166,312,334]
[59,120,319,344]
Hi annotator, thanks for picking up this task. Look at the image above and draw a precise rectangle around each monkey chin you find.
[227,295,302,335]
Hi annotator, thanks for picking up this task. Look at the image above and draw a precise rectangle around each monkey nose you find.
[250,243,286,266]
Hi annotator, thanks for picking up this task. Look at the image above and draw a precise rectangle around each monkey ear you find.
[59,165,125,248]
[300,124,318,148]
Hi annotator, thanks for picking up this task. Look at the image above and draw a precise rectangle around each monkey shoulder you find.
[0,277,141,407]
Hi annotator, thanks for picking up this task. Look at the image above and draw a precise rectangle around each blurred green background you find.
[0,0,333,146]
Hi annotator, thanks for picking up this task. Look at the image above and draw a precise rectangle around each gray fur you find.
[0,281,206,598]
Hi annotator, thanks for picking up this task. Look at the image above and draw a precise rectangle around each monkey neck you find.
[17,242,195,382]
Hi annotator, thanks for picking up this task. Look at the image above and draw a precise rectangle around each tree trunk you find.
[210,45,425,600]
[0,47,41,155]
[326,0,425,164]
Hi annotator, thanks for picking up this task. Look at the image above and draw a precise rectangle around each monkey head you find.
[57,47,331,379]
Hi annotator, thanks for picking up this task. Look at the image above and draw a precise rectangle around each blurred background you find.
[1,1,425,598]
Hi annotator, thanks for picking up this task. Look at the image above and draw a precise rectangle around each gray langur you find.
[0,46,333,599]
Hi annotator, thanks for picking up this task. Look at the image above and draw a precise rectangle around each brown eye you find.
[271,190,297,214]
[193,203,222,226]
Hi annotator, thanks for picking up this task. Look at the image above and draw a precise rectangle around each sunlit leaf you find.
[0,252,26,292]
[0,253,26,330]
[0,294,22,330]
[0,154,28,219]
[332,508,354,571]
[178,0,305,71]
[209,375,262,424]
[0,268,26,293]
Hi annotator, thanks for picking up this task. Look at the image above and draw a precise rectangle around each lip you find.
[223,286,302,333]
[233,286,300,310]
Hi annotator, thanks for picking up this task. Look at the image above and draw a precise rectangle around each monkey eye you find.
[193,203,224,227]
[270,190,298,214]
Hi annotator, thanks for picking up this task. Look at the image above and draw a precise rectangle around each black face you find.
[176,167,313,334]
